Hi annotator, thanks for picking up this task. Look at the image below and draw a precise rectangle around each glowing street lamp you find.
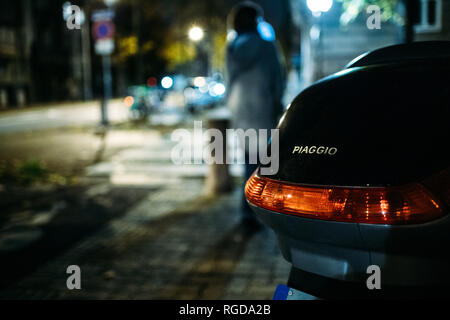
[188,26,204,42]
[306,0,333,13]
[161,76,174,89]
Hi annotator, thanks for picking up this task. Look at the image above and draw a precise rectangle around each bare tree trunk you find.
[81,5,93,101]
[133,0,144,83]
[23,0,34,103]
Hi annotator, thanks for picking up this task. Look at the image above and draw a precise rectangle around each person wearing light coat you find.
[226,1,286,225]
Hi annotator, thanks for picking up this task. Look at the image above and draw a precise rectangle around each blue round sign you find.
[93,20,114,40]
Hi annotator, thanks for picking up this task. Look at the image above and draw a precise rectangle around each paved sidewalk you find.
[0,126,291,300]
[0,99,128,134]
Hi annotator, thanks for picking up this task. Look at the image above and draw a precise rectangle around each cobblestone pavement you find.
[0,184,290,300]
[0,126,291,300]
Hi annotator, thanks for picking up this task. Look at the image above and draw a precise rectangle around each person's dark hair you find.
[228,1,263,34]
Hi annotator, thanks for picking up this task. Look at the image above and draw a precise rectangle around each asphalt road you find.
[0,100,129,134]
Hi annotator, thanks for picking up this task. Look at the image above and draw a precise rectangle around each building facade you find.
[0,0,32,108]
[0,0,87,108]
[292,0,450,89]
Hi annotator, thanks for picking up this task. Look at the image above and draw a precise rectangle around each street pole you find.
[72,25,82,100]
[320,16,325,79]
[318,18,323,79]
[92,6,115,127]
[133,3,143,83]
[23,0,34,103]
[101,54,112,126]
[81,7,93,101]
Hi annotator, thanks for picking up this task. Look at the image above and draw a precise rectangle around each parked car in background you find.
[183,76,226,113]
[124,85,164,120]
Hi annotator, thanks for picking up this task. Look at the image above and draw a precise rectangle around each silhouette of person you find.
[226,1,286,226]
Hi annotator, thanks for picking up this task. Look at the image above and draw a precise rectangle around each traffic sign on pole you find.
[92,9,115,55]
[91,9,115,126]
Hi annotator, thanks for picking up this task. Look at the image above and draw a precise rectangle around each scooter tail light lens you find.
[245,172,444,225]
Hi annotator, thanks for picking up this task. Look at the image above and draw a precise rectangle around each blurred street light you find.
[123,95,134,108]
[188,26,209,75]
[306,0,333,13]
[104,0,117,7]
[188,26,204,42]
[161,76,174,89]
[193,76,206,87]
[211,83,226,96]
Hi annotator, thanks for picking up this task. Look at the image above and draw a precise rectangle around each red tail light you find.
[245,173,445,225]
